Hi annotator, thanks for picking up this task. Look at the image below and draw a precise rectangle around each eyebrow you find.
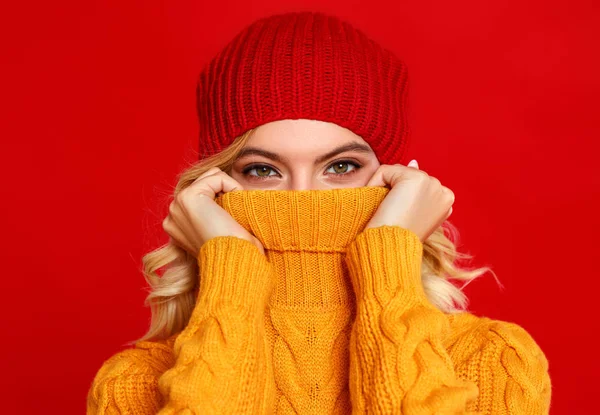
[234,142,374,165]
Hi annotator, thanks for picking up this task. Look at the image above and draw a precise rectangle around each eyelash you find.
[241,159,363,181]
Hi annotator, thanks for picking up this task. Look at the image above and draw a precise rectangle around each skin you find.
[228,119,381,190]
[163,119,454,257]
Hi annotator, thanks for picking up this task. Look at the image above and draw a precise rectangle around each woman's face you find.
[229,119,381,190]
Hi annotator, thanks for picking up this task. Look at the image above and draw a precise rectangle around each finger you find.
[211,171,245,195]
[194,167,224,182]
[443,186,455,203]
[407,159,419,169]
[251,235,265,256]
[366,164,415,188]
[188,172,245,199]
[163,217,196,254]
[366,166,386,187]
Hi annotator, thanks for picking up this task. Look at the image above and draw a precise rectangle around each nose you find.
[288,175,332,191]
[288,179,313,191]
[286,169,320,191]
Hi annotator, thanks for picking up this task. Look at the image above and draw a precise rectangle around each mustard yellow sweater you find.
[87,186,551,414]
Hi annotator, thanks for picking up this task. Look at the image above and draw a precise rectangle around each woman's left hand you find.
[364,160,454,242]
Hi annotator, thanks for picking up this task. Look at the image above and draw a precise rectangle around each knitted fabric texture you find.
[196,11,411,166]
[87,186,552,414]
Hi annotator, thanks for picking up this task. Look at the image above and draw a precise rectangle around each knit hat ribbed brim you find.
[197,11,411,165]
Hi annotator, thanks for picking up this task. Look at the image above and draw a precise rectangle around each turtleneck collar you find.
[214,186,390,309]
[214,186,390,251]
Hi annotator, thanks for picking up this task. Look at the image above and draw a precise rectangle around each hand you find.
[364,160,454,242]
[162,167,265,257]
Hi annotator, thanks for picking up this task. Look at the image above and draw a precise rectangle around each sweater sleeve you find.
[344,225,551,414]
[344,225,481,414]
[452,319,552,414]
[86,339,176,414]
[87,236,275,415]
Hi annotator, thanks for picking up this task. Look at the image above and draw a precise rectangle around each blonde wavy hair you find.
[129,129,501,346]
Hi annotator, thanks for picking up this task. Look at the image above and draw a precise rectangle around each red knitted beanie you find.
[196,11,411,165]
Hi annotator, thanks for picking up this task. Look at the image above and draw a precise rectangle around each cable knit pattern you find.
[345,225,480,413]
[214,186,390,414]
[158,236,276,414]
[87,186,552,414]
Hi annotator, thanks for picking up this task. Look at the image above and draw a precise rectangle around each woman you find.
[87,11,551,414]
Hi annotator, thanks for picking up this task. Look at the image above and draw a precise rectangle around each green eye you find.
[326,161,360,175]
[243,164,278,178]
[255,166,273,177]
[332,162,349,173]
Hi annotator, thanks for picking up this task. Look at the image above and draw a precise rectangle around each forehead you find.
[247,119,368,149]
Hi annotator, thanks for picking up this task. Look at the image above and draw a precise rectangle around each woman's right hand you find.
[162,167,265,256]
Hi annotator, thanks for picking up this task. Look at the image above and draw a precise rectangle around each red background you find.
[2,1,598,413]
